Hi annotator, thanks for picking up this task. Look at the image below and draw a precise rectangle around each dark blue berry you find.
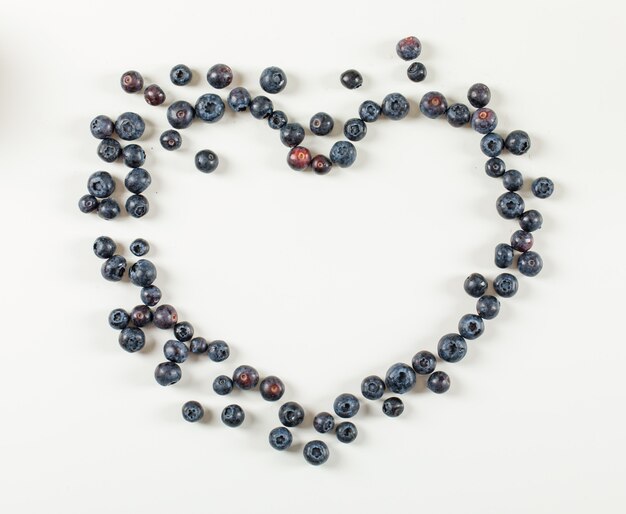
[122,144,145,168]
[437,333,468,362]
[471,108,498,134]
[195,93,225,123]
[170,64,192,86]
[511,230,533,252]
[130,304,153,327]
[119,327,145,353]
[227,87,252,112]
[153,304,178,329]
[344,118,367,141]
[303,440,329,465]
[98,198,121,220]
[260,66,287,94]
[333,393,360,418]
[155,362,182,386]
[309,112,334,135]
[115,112,145,141]
[359,100,382,123]
[531,177,555,199]
[396,36,421,60]
[420,91,448,118]
[250,96,273,119]
[493,273,519,298]
[311,155,332,175]
[164,340,189,363]
[182,401,204,422]
[480,133,504,157]
[130,238,150,257]
[213,375,234,395]
[518,251,543,277]
[88,171,115,198]
[412,350,436,375]
[336,421,358,443]
[97,138,122,162]
[93,236,116,259]
[109,308,130,330]
[101,255,126,281]
[505,130,531,155]
[361,375,385,400]
[519,210,543,232]
[140,285,161,307]
[268,110,288,129]
[207,340,230,362]
[221,404,245,427]
[458,314,484,340]
[260,376,285,402]
[280,123,305,147]
[195,149,219,173]
[407,62,427,82]
[382,397,404,417]
[496,192,525,219]
[207,64,233,89]
[233,365,259,390]
[464,272,488,298]
[340,69,363,89]
[120,70,143,93]
[78,194,98,213]
[382,92,410,120]
[129,259,156,287]
[144,84,166,106]
[329,141,357,168]
[174,321,194,342]
[495,243,515,268]
[446,103,471,127]
[467,83,491,108]
[278,401,305,427]
[269,427,293,450]
[126,195,149,218]
[167,101,195,129]
[427,371,450,394]
[91,115,114,139]
[313,412,335,433]
[476,295,500,320]
[485,157,506,178]
[190,337,208,354]
[385,363,416,394]
[160,130,182,151]
[502,169,524,191]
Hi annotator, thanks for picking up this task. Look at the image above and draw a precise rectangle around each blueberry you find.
[167,101,195,129]
[458,314,484,340]
[446,103,471,127]
[249,96,273,119]
[174,321,194,342]
[269,427,293,450]
[502,169,524,191]
[382,397,404,417]
[88,171,115,198]
[407,62,427,82]
[101,255,126,281]
[170,64,192,86]
[130,238,150,257]
[359,100,382,123]
[195,149,219,173]
[125,195,149,218]
[122,144,145,168]
[160,130,182,151]
[531,177,555,199]
[207,340,230,362]
[464,272,488,298]
[511,230,534,252]
[233,365,259,390]
[495,243,515,268]
[336,421,358,443]
[333,393,360,418]
[182,401,204,422]
[471,108,498,134]
[476,295,500,320]
[221,404,245,427]
[140,285,162,307]
[385,363,416,394]
[518,251,543,277]
[195,93,225,123]
[155,362,182,386]
[207,63,233,89]
[153,304,178,329]
[144,84,166,106]
[493,273,519,298]
[91,115,114,139]
[119,327,145,353]
[108,308,130,330]
[519,210,543,232]
[485,157,506,178]
[164,340,189,363]
[311,155,332,175]
[480,133,504,157]
[419,91,448,119]
[427,371,450,394]
[505,130,531,155]
[78,194,98,213]
[329,141,357,168]
[496,192,525,219]
[278,401,305,427]
[190,337,208,354]
[130,305,153,327]
[437,333,468,362]
[213,375,234,395]
[396,36,421,60]
[97,138,122,162]
[260,376,285,402]
[411,350,436,375]
[344,118,367,141]
[98,199,121,220]
[260,66,287,94]
[309,112,334,135]
[303,440,329,465]
[227,87,252,112]
[287,146,312,171]
[115,112,145,141]
[93,236,116,259]
[361,375,385,400]
[467,83,491,108]
[313,412,335,434]
[280,123,305,147]
[120,70,143,93]
[340,69,363,89]
[382,92,410,120]
[268,110,288,129]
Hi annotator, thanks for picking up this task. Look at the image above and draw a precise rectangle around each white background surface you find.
[1,0,625,512]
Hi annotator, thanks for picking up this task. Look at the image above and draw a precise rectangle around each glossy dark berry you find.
[495,243,515,268]
[233,365,259,390]
[502,169,524,191]
[303,440,329,466]
[260,376,285,402]
[467,83,491,108]
[88,171,115,198]
[195,149,219,173]
[396,36,421,60]
[382,92,410,120]
[170,64,192,86]
[505,130,531,155]
[78,194,98,213]
[519,210,543,232]
[160,130,182,151]
[163,340,189,363]
[167,101,195,129]
[108,308,130,330]
[340,69,363,89]
[93,236,116,259]
[144,84,166,106]
[464,273,488,298]
[98,199,121,220]
[437,333,468,362]
[361,375,385,400]
[511,230,534,252]
[496,192,525,219]
[419,91,448,118]
[471,108,498,134]
[480,133,504,157]
[344,118,367,141]
[329,141,356,168]
[207,340,230,362]
[122,144,145,168]
[129,238,150,257]
[531,177,555,199]
[97,138,122,162]
[213,375,234,395]
[249,96,273,119]
[154,362,182,386]
[221,404,245,427]
[427,371,450,394]
[278,401,305,427]
[336,422,358,443]
[120,70,143,93]
[287,146,312,171]
[446,103,471,127]
[91,115,114,139]
[412,350,437,375]
[280,123,305,147]
[313,412,335,434]
[153,304,178,329]
[269,427,292,450]
[458,314,484,340]
[382,397,404,417]
[268,110,288,129]
[311,155,332,175]
[309,112,334,135]
[190,337,208,354]
[130,304,153,327]
[385,363,416,394]
[125,194,149,218]
[359,100,382,123]
[195,93,225,123]
[207,63,233,89]
[174,321,194,342]
[260,66,287,94]
[182,401,204,422]
[518,251,543,277]
[140,285,162,307]
[333,393,360,418]
[493,273,519,298]
[119,327,145,353]
[101,255,126,281]
[115,112,145,141]
[407,62,427,82]
[476,295,500,320]
[227,87,252,112]
[485,157,506,178]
